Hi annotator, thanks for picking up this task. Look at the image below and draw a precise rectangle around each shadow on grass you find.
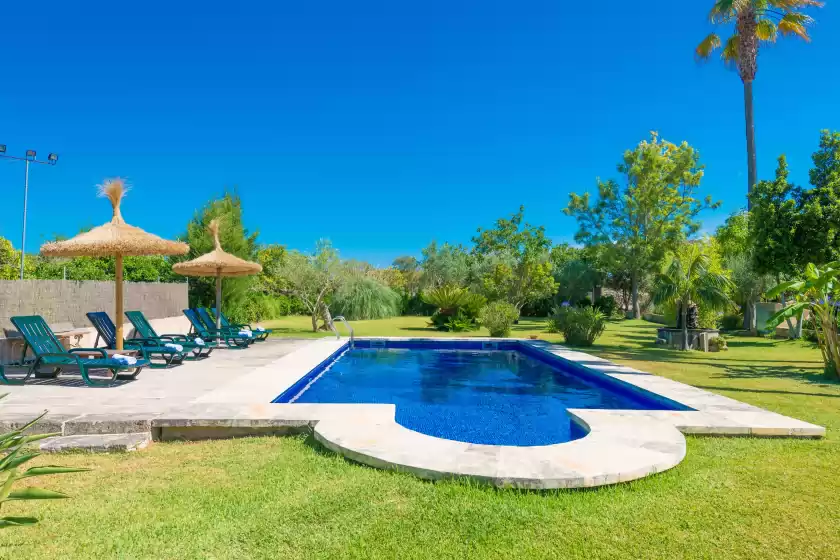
[693,384,840,398]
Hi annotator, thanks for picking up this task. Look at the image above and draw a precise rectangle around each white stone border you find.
[173,337,826,489]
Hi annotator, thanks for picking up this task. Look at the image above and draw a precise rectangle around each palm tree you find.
[653,245,733,351]
[696,0,823,203]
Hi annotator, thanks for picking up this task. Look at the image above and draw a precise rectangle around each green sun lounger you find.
[87,312,186,368]
[2,315,149,387]
[211,308,272,341]
[124,310,215,359]
[195,308,257,344]
[185,309,252,349]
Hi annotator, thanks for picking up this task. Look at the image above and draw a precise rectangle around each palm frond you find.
[722,35,740,67]
[696,33,722,61]
[756,19,778,42]
[710,0,738,23]
[768,0,824,9]
[778,12,814,40]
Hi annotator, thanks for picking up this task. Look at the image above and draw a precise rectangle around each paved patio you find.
[0,338,313,427]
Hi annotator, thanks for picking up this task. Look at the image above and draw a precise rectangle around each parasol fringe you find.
[98,178,128,223]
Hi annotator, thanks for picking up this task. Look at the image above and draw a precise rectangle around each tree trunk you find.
[320,303,334,332]
[749,302,757,335]
[681,302,690,351]
[742,303,751,331]
[593,284,602,302]
[311,312,319,332]
[631,272,641,319]
[744,80,757,208]
[737,8,758,209]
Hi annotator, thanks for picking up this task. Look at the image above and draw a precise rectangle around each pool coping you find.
[173,336,824,489]
[7,337,825,489]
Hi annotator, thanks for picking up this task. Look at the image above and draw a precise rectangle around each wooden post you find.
[215,271,222,344]
[115,253,124,351]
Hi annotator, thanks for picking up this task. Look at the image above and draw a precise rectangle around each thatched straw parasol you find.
[171,219,261,335]
[41,179,189,350]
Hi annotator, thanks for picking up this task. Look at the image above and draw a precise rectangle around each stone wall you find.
[0,280,187,330]
[0,280,190,364]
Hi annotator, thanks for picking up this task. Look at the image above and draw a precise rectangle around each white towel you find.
[164,343,184,352]
[112,353,138,366]
[194,337,205,346]
[255,326,265,332]
[239,329,253,337]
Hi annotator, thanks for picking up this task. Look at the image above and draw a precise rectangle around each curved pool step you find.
[313,409,686,489]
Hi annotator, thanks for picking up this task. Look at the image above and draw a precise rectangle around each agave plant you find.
[766,262,840,379]
[0,395,89,528]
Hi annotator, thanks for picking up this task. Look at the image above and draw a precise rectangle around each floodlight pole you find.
[0,148,59,279]
[21,159,29,280]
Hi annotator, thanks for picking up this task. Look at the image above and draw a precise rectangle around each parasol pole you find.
[215,268,222,344]
[115,253,124,351]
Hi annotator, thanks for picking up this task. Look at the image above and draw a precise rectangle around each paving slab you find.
[40,432,151,453]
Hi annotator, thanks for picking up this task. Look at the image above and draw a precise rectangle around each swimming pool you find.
[274,340,690,446]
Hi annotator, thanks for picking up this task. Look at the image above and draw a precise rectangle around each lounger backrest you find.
[125,311,157,338]
[10,315,65,355]
[86,312,117,348]
[196,308,217,330]
[211,308,231,327]
[183,309,209,336]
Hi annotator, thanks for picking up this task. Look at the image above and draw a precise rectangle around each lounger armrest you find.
[69,348,108,358]
[159,333,191,340]
[127,338,165,347]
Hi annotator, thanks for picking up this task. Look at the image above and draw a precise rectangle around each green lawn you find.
[2,318,838,559]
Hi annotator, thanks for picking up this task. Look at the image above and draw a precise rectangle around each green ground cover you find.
[1,319,837,559]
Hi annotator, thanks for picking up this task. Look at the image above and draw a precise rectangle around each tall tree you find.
[171,192,259,321]
[696,0,823,202]
[566,133,718,318]
[419,241,475,289]
[275,240,345,332]
[715,211,772,331]
[472,206,556,310]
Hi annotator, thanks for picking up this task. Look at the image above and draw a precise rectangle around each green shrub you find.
[709,335,728,352]
[548,306,606,346]
[594,295,619,318]
[576,297,592,308]
[0,395,90,528]
[445,311,478,332]
[423,285,485,331]
[719,313,743,331]
[478,301,520,337]
[240,293,285,323]
[331,277,402,320]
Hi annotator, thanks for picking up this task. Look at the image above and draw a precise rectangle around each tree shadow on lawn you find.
[593,345,834,387]
[692,384,840,399]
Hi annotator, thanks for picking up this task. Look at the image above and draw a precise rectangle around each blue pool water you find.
[276,342,687,446]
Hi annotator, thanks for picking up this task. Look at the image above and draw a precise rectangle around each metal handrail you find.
[331,315,354,349]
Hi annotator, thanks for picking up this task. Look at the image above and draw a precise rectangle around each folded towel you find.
[164,343,184,352]
[239,329,253,337]
[194,337,205,346]
[112,353,138,366]
[255,326,265,332]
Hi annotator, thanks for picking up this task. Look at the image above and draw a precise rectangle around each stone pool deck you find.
[0,337,826,489]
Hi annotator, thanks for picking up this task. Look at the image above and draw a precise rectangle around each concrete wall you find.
[0,280,190,364]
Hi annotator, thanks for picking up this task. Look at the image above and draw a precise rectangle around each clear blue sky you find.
[1,1,837,266]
